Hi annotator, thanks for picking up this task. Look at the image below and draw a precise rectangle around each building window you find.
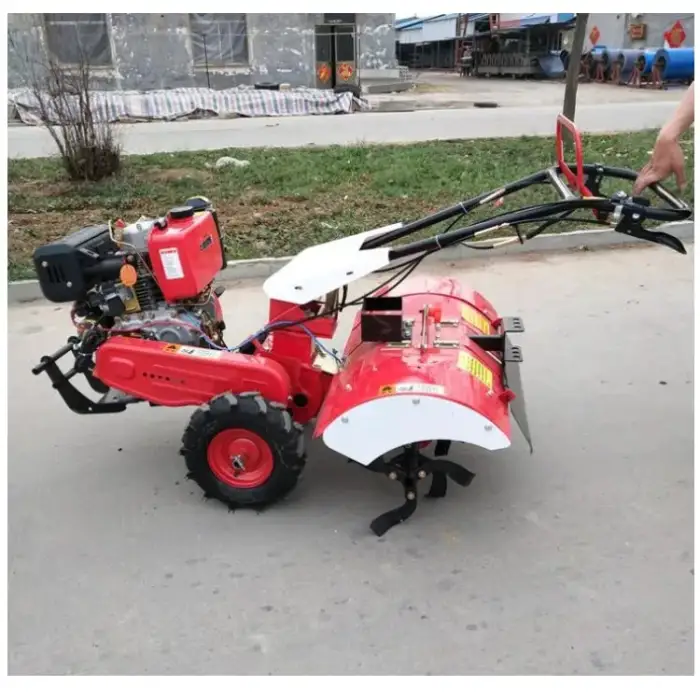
[189,14,249,67]
[43,14,112,67]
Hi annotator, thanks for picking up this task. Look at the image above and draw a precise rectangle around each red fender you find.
[314,276,516,465]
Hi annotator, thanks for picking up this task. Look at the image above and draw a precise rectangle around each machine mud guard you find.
[31,339,133,415]
[423,315,532,460]
[470,316,533,454]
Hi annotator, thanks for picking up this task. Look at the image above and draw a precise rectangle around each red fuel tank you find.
[148,207,225,301]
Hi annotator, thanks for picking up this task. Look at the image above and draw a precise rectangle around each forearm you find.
[658,82,694,141]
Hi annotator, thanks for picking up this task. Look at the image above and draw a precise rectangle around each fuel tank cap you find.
[168,205,194,220]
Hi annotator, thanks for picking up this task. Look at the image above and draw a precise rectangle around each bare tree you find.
[8,27,121,182]
[562,14,590,123]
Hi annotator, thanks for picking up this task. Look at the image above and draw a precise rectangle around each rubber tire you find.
[181,392,305,509]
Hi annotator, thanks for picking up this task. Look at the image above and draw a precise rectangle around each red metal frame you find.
[94,336,293,408]
[93,294,339,424]
[555,114,592,197]
[92,272,519,444]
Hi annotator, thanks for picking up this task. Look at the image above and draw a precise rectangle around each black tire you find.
[180,392,305,509]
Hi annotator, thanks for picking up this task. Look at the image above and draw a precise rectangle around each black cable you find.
[458,214,612,250]
[341,253,429,308]
[375,254,427,298]
[263,254,426,335]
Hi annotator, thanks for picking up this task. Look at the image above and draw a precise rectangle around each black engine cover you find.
[33,223,121,303]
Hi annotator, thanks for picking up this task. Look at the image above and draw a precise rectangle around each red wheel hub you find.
[207,429,274,489]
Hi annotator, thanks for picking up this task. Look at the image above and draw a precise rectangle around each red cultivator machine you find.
[31,117,691,536]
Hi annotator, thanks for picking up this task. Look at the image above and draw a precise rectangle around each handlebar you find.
[360,114,691,260]
[360,162,692,261]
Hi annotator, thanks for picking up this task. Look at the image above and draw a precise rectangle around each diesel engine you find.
[32,196,229,392]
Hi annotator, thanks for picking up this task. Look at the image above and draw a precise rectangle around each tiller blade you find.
[368,445,476,537]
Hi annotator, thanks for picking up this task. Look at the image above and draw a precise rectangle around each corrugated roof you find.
[492,13,576,30]
[426,13,460,23]
[395,13,462,31]
[395,15,431,30]
[396,12,491,31]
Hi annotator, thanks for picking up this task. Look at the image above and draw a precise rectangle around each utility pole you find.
[562,13,590,122]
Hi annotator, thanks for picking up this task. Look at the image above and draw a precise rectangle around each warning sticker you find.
[162,343,221,359]
[457,351,493,391]
[461,305,492,335]
[378,383,445,397]
[159,247,184,280]
[176,346,222,359]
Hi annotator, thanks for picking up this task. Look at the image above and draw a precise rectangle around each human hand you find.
[632,133,687,195]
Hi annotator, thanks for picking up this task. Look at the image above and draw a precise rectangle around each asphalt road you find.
[8,246,694,675]
[8,100,678,158]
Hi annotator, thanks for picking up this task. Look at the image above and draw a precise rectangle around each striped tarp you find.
[8,85,369,126]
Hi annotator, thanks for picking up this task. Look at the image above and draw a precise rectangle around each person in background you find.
[633,82,694,195]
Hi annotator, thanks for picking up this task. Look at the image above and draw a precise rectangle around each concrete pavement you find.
[371,75,686,111]
[8,246,694,674]
[8,100,679,158]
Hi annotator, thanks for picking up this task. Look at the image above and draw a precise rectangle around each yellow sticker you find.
[461,305,492,335]
[163,343,180,353]
[457,351,493,391]
[378,383,446,397]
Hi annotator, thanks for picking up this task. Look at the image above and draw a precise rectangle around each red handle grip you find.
[555,114,592,197]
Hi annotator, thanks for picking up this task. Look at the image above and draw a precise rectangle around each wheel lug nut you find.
[388,471,398,480]
[418,470,427,479]
[406,491,416,501]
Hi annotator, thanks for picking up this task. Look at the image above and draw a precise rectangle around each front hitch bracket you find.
[32,338,132,415]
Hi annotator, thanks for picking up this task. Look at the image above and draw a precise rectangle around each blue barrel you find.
[654,47,695,81]
[590,46,609,64]
[590,46,616,78]
[635,48,658,74]
[615,49,643,79]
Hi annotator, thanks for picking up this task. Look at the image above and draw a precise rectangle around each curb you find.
[7,221,693,305]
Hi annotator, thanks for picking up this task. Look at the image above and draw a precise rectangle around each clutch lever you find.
[611,194,687,255]
[615,219,687,255]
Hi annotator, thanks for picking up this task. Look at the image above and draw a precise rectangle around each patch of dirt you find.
[9,180,75,198]
[8,210,139,268]
[147,167,212,183]
[7,188,436,271]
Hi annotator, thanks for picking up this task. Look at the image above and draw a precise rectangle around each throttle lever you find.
[651,182,689,210]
